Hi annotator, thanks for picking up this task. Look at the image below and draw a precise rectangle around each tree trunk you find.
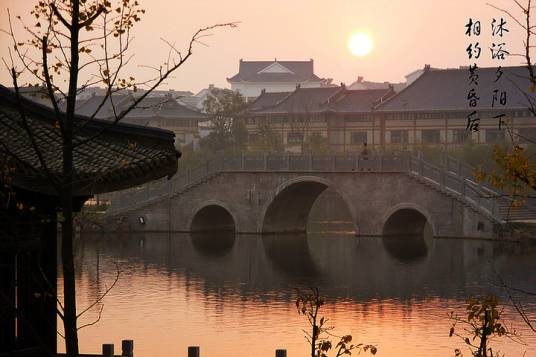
[63,1,81,356]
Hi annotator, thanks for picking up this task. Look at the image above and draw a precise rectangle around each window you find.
[390,130,408,144]
[485,129,504,144]
[350,131,367,144]
[421,129,440,144]
[452,129,469,144]
[287,132,304,144]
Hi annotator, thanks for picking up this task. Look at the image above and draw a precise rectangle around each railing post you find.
[457,160,462,177]
[102,344,114,357]
[241,152,245,170]
[309,152,313,171]
[379,155,383,171]
[263,153,268,171]
[286,153,291,170]
[354,153,359,172]
[440,169,446,188]
[492,200,500,219]
[461,178,466,197]
[275,349,287,357]
[332,154,336,171]
[188,346,200,357]
[122,340,134,357]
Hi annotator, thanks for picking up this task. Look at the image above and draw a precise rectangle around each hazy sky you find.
[0,0,529,92]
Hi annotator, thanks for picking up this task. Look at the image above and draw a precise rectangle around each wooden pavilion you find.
[0,85,180,356]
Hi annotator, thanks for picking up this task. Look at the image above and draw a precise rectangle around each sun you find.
[348,32,373,57]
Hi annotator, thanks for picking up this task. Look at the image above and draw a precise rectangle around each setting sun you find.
[348,32,373,57]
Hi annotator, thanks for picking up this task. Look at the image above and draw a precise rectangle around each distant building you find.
[348,76,406,92]
[374,65,536,147]
[244,85,395,152]
[243,65,536,152]
[178,84,219,112]
[74,93,207,146]
[227,59,329,99]
[7,85,59,107]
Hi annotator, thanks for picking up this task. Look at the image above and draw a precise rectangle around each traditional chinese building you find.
[244,85,395,152]
[0,84,179,356]
[227,59,330,99]
[75,93,208,147]
[243,65,536,152]
[374,65,536,148]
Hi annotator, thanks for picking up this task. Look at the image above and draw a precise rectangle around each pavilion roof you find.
[0,85,180,197]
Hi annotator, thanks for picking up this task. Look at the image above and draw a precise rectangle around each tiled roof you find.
[376,66,534,111]
[74,94,207,120]
[248,86,392,114]
[0,85,179,196]
[228,60,323,83]
[247,91,292,112]
[331,89,395,112]
[125,96,208,119]
[255,87,343,114]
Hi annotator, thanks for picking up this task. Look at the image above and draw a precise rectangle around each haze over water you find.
[59,230,536,357]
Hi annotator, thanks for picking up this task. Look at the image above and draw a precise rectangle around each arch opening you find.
[382,208,433,263]
[262,180,329,234]
[382,208,430,237]
[190,205,236,233]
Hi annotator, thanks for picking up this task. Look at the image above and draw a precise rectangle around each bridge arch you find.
[260,176,358,234]
[189,200,239,233]
[382,203,436,237]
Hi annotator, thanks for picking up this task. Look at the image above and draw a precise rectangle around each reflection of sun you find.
[348,32,373,57]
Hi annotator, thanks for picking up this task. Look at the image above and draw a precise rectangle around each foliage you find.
[249,122,284,153]
[296,288,377,357]
[474,145,536,207]
[303,132,329,154]
[202,88,248,152]
[449,295,518,357]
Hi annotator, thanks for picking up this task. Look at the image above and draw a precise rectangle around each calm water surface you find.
[59,231,536,357]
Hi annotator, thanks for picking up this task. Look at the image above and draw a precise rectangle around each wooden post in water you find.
[275,349,287,357]
[102,344,114,357]
[122,340,134,357]
[188,346,200,357]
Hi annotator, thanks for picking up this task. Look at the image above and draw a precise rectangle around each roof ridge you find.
[372,68,431,110]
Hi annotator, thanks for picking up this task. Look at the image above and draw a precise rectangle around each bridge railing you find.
[106,152,503,221]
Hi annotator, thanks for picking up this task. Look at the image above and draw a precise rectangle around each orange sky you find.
[0,0,529,92]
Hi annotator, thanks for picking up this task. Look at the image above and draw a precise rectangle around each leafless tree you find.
[1,1,236,356]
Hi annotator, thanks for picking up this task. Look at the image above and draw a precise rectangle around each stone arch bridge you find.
[105,153,504,238]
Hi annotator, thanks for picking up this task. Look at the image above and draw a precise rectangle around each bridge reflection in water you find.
[68,227,536,357]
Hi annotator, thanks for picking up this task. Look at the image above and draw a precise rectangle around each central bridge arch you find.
[261,176,357,234]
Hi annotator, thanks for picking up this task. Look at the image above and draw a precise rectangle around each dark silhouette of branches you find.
[1,2,237,357]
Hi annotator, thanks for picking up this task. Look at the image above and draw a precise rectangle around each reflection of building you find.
[75,93,207,147]
[227,59,330,99]
[243,65,536,152]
